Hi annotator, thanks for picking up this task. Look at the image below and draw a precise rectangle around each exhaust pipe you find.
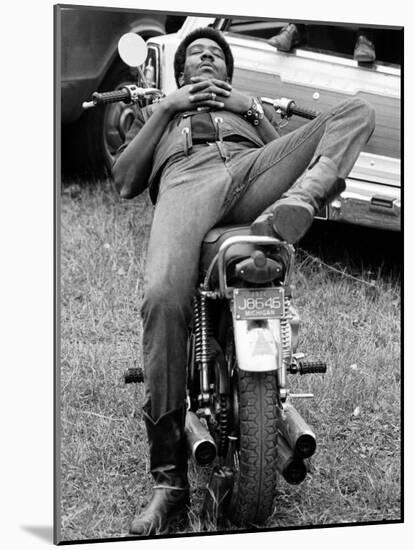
[277,402,316,459]
[277,434,307,485]
[185,411,217,465]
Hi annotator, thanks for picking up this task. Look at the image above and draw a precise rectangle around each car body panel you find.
[329,178,400,231]
[146,16,402,231]
[58,6,174,124]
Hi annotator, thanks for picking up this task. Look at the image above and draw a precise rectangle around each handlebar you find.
[92,89,131,105]
[82,86,320,123]
[261,97,320,120]
[82,84,163,110]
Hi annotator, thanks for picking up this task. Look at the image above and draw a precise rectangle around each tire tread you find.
[230,370,278,525]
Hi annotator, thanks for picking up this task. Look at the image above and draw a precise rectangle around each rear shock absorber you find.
[193,291,215,405]
[277,296,292,398]
[280,297,292,363]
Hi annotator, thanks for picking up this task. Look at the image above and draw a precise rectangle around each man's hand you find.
[161,78,230,114]
[160,77,251,115]
[189,76,251,114]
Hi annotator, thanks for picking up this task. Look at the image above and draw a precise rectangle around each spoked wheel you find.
[223,322,279,526]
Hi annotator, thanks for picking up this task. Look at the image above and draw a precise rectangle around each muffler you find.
[276,434,307,485]
[185,410,217,465]
[277,402,316,459]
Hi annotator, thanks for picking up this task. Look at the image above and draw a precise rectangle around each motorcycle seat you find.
[200,225,253,278]
[199,224,261,284]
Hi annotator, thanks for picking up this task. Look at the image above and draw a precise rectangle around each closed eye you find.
[188,47,203,55]
[187,46,224,58]
[210,48,224,58]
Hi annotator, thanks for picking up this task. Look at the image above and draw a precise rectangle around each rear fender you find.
[233,317,282,372]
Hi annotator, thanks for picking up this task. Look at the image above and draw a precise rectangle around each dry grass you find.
[58,180,401,542]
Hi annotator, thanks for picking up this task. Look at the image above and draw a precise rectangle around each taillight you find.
[235,250,286,284]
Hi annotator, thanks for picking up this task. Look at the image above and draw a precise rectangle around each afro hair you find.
[173,27,234,88]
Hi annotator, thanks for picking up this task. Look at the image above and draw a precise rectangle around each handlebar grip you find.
[92,88,131,105]
[299,361,327,374]
[289,105,320,120]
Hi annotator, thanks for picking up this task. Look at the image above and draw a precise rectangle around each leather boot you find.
[354,35,376,64]
[251,156,345,243]
[129,406,190,535]
[268,23,301,52]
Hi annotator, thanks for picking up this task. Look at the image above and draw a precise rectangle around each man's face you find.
[179,38,228,86]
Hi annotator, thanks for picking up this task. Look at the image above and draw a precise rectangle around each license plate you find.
[233,287,284,320]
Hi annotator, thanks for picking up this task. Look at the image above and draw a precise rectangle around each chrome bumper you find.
[327,179,401,231]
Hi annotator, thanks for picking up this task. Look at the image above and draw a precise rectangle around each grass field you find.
[58,180,401,542]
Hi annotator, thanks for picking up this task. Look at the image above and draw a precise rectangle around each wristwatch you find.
[243,97,264,126]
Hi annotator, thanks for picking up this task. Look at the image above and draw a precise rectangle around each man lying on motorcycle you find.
[112,26,375,535]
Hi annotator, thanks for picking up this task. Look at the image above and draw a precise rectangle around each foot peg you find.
[124,367,144,384]
[289,360,327,375]
[298,360,327,374]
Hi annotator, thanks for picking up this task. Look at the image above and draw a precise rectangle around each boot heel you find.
[250,212,276,237]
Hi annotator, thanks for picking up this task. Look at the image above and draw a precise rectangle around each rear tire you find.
[229,369,279,526]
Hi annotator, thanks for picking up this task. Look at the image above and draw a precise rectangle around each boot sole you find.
[272,202,314,244]
[129,503,189,536]
[355,55,375,63]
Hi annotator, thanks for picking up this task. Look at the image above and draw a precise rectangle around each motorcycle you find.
[84,33,327,528]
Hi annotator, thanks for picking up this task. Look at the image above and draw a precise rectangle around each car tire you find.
[62,19,166,183]
[62,57,140,180]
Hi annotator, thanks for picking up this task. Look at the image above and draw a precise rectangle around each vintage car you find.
[57,5,184,177]
[143,16,401,232]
